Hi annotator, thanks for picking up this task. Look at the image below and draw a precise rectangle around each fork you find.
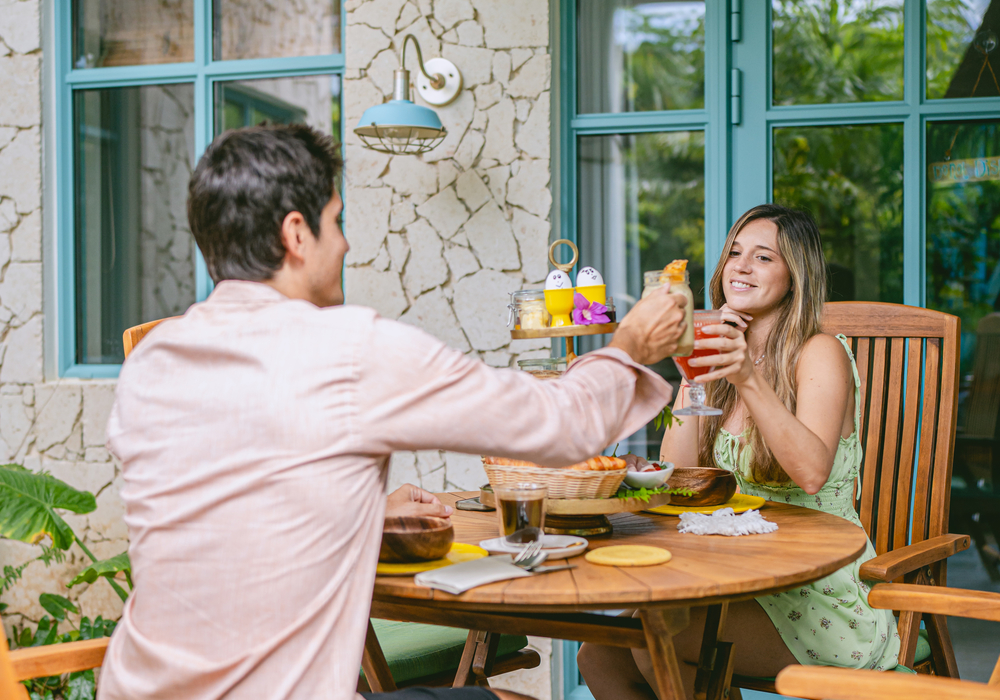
[511,540,545,569]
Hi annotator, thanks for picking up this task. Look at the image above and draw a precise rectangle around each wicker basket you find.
[481,458,626,500]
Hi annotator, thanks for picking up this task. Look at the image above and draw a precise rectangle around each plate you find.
[376,542,488,576]
[479,535,588,560]
[646,493,766,516]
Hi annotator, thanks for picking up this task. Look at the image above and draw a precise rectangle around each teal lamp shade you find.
[355,99,447,155]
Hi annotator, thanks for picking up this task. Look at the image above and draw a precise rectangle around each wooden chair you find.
[120,318,538,693]
[951,312,1000,581]
[775,583,1000,699]
[730,302,970,694]
[2,632,108,700]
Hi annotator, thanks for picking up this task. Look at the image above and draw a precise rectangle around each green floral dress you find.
[713,335,901,670]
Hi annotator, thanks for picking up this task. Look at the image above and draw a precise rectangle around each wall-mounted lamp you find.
[354,34,463,155]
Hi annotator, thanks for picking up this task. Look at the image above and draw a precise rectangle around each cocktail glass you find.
[673,310,724,416]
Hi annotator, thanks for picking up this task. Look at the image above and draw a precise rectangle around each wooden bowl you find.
[379,516,455,563]
[666,468,737,507]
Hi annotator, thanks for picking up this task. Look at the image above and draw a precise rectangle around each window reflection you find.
[773,124,904,303]
[927,0,1000,100]
[214,75,341,137]
[74,85,196,364]
[73,0,194,68]
[772,0,904,105]
[213,0,341,61]
[578,131,705,458]
[577,0,705,114]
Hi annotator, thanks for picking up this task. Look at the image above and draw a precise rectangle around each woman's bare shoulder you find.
[797,333,852,379]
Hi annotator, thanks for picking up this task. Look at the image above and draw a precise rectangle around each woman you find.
[579,204,900,700]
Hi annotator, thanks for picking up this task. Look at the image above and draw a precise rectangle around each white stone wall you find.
[1,2,557,695]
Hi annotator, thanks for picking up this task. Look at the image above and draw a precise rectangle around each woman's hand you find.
[687,321,755,387]
[718,303,752,331]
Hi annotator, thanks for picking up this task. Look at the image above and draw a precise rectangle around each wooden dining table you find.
[369,492,870,700]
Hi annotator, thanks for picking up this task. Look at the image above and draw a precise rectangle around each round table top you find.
[373,492,869,612]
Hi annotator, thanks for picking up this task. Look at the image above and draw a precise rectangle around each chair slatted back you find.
[821,302,960,560]
[122,317,179,359]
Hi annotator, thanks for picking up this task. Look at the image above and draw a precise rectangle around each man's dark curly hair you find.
[187,124,343,283]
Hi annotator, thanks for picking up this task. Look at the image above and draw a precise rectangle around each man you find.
[99,124,686,700]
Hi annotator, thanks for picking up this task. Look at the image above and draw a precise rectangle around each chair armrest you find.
[868,583,1000,622]
[9,638,109,681]
[858,534,970,582]
[775,665,1000,700]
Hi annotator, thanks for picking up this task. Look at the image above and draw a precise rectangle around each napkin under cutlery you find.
[677,507,778,536]
[414,556,532,595]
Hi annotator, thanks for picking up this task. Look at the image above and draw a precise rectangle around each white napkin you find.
[677,507,778,536]
[414,556,532,595]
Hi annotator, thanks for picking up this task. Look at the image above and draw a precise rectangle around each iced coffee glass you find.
[494,483,547,546]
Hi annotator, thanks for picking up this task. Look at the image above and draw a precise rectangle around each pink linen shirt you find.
[99,280,672,700]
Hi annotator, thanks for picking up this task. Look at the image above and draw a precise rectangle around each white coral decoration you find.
[677,508,778,536]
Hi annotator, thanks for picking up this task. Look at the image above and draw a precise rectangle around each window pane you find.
[773,124,904,303]
[927,0,999,99]
[926,119,1000,369]
[926,119,1000,519]
[214,75,342,137]
[578,131,705,458]
[73,0,194,68]
[772,0,904,106]
[213,0,341,60]
[74,85,197,365]
[577,1,705,114]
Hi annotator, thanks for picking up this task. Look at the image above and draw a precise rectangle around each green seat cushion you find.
[914,628,931,665]
[361,620,530,685]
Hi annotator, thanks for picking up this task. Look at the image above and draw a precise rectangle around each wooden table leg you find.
[639,607,691,700]
[362,619,398,693]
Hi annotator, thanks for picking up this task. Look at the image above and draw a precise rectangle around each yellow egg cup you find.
[576,284,606,306]
[544,288,576,327]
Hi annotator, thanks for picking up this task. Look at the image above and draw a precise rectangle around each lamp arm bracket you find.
[401,34,445,90]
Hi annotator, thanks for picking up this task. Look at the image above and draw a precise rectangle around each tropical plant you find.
[1,463,133,699]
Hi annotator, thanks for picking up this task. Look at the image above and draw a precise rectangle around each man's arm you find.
[356,286,685,465]
[386,484,453,519]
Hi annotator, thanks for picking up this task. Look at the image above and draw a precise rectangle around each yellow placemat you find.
[376,542,488,576]
[646,493,766,516]
[585,545,671,567]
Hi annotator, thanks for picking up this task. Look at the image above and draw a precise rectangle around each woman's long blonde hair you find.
[699,204,827,484]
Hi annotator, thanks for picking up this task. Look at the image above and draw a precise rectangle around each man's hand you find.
[608,285,687,365]
[386,484,453,520]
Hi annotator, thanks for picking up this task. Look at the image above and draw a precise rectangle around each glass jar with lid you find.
[642,268,694,356]
[507,290,550,330]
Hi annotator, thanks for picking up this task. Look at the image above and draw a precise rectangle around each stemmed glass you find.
[673,310,724,416]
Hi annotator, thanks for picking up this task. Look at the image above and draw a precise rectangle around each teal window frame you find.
[54,0,345,378]
[558,0,1000,693]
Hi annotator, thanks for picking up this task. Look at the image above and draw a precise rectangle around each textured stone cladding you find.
[0,3,554,693]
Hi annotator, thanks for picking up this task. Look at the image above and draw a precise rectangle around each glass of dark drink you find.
[494,483,547,546]
[673,310,724,416]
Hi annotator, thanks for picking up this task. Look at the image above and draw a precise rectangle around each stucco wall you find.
[0,1,556,695]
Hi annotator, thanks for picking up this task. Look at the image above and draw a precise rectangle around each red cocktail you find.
[672,310,723,416]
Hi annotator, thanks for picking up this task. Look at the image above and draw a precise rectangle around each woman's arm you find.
[690,328,852,494]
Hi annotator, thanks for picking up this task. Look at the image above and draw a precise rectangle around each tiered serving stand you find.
[485,239,670,536]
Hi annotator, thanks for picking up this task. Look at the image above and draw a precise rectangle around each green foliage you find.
[615,485,696,503]
[772,0,904,106]
[38,594,78,621]
[69,553,132,592]
[0,464,96,550]
[654,405,683,432]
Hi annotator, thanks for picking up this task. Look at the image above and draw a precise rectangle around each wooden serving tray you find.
[510,323,618,340]
[479,487,670,514]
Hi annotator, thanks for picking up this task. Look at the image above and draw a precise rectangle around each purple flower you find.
[572,292,610,326]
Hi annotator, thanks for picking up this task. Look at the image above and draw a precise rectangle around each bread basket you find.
[481,457,626,500]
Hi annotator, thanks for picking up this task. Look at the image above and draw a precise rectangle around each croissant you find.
[482,455,626,471]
